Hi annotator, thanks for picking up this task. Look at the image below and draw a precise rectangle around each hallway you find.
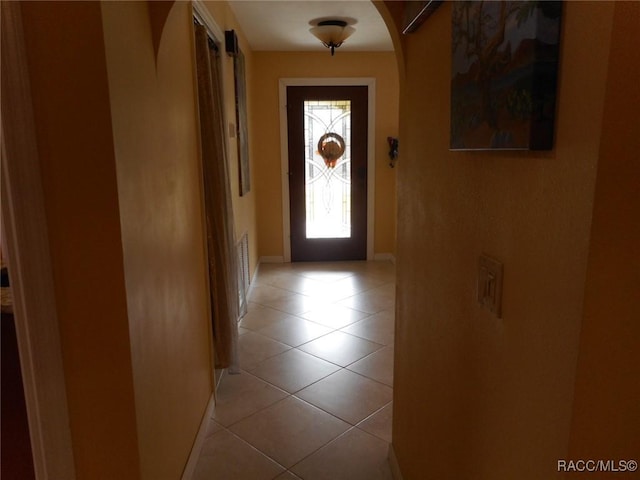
[194,261,396,479]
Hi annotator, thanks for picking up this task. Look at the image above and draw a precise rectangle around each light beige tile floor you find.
[194,261,395,480]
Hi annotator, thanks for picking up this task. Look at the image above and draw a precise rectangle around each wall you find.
[251,51,399,259]
[20,2,141,478]
[100,2,213,479]
[17,1,262,477]
[567,0,640,466]
[202,1,259,280]
[384,1,637,478]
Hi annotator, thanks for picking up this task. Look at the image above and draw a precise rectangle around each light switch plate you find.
[477,254,503,318]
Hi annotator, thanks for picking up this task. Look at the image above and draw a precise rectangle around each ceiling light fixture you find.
[310,20,355,56]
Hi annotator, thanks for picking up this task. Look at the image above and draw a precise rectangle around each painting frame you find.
[233,49,251,196]
[450,1,563,151]
[402,0,443,34]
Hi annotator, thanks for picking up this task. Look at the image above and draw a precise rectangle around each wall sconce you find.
[387,137,399,168]
[310,20,355,56]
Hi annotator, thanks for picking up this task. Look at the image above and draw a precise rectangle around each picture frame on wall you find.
[402,0,443,34]
[450,1,563,150]
[233,49,251,196]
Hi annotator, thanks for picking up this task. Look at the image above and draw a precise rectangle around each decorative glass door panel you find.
[288,86,368,262]
[304,100,351,239]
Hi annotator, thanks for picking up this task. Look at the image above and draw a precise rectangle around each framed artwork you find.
[403,0,443,34]
[450,1,562,150]
[233,49,251,195]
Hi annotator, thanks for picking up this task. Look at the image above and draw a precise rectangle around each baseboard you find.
[215,368,225,391]
[259,255,285,263]
[247,256,284,301]
[181,392,216,480]
[388,443,404,480]
[247,262,261,301]
[260,254,394,264]
[374,253,396,264]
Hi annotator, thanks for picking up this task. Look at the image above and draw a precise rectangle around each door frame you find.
[193,0,232,390]
[1,2,76,477]
[279,78,376,262]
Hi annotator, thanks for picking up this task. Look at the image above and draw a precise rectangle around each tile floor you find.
[194,261,396,480]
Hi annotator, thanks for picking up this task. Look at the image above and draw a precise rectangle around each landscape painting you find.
[450,1,562,150]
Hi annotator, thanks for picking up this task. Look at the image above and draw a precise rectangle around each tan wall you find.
[251,51,399,258]
[568,0,640,464]
[101,2,213,479]
[384,1,636,478]
[19,1,262,477]
[202,1,259,279]
[20,2,141,478]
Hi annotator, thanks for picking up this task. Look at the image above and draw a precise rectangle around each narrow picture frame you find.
[230,44,250,196]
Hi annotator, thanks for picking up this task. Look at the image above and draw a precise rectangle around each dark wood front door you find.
[287,85,368,262]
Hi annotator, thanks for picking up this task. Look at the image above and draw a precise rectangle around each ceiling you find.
[227,1,394,53]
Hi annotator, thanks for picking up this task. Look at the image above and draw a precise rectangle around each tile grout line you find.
[199,261,397,478]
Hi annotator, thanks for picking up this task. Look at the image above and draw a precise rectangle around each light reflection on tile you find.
[249,284,294,304]
[340,309,395,346]
[257,316,332,347]
[196,261,396,479]
[240,303,296,331]
[259,292,324,315]
[299,270,355,282]
[298,331,382,367]
[264,273,326,295]
[336,283,396,314]
[301,304,371,329]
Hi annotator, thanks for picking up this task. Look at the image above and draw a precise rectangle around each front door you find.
[287,85,368,262]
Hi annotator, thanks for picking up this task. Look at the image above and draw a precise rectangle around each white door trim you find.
[0,2,76,478]
[279,77,376,262]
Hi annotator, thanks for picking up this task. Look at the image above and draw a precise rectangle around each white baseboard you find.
[246,262,260,301]
[260,254,394,264]
[215,368,225,391]
[248,256,285,299]
[374,253,396,264]
[388,443,404,480]
[259,255,285,263]
[181,393,216,480]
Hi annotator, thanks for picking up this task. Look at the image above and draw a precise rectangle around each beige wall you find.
[101,2,213,479]
[251,51,399,258]
[384,1,638,478]
[19,1,262,477]
[567,0,640,463]
[20,2,141,478]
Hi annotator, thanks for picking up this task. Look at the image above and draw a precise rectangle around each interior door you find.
[287,85,368,262]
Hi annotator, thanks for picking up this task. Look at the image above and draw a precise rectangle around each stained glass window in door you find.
[303,100,351,239]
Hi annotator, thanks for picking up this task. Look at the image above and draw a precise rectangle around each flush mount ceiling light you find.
[310,19,355,56]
